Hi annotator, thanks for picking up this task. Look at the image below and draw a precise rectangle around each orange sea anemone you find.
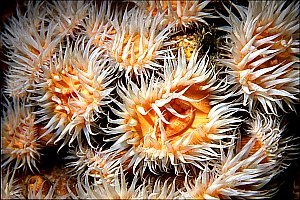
[241,111,299,169]
[181,138,279,199]
[33,37,116,150]
[108,7,173,78]
[0,1,299,199]
[181,111,299,199]
[1,98,41,172]
[26,175,60,199]
[66,145,118,186]
[2,1,61,98]
[219,1,300,114]
[69,167,140,199]
[139,177,181,199]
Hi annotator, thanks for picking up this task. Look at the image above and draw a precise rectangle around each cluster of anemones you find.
[105,48,242,176]
[0,0,299,199]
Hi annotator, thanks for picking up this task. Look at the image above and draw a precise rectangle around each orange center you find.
[128,83,211,149]
[49,65,100,122]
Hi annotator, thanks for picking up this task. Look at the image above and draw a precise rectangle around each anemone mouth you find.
[47,65,101,122]
[127,83,212,151]
[158,99,195,139]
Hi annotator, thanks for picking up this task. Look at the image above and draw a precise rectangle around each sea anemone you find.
[242,112,282,161]
[81,1,119,47]
[106,48,242,175]
[0,1,299,199]
[65,145,118,186]
[219,1,300,114]
[1,170,23,199]
[26,175,54,199]
[66,145,104,177]
[241,111,299,170]
[134,0,213,29]
[33,37,116,150]
[108,6,173,78]
[2,1,61,98]
[1,98,41,172]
